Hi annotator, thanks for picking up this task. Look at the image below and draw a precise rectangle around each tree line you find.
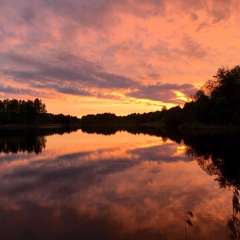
[0,98,81,126]
[80,65,240,129]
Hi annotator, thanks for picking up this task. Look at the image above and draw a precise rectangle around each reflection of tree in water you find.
[80,125,183,143]
[226,189,240,240]
[184,134,240,189]
[184,134,240,240]
[0,126,79,154]
[0,135,46,154]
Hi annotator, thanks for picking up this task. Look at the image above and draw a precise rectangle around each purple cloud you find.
[127,83,197,103]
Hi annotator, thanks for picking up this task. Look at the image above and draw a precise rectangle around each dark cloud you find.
[0,84,46,97]
[3,69,40,80]
[21,5,38,23]
[195,22,209,32]
[151,40,179,62]
[189,12,198,21]
[179,0,234,23]
[3,52,137,89]
[121,0,166,18]
[56,87,92,96]
[42,0,117,31]
[182,36,207,59]
[148,72,161,80]
[43,0,167,25]
[0,85,22,94]
[127,83,197,102]
[179,0,206,10]
[95,72,136,89]
[0,0,176,33]
[209,0,233,23]
[211,8,230,23]
[1,50,198,103]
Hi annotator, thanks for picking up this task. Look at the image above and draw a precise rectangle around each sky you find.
[1,0,240,117]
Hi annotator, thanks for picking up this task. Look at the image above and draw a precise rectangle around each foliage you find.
[0,98,81,126]
[183,65,240,126]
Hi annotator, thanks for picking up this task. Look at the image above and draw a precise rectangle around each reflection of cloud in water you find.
[0,132,233,239]
[129,143,188,162]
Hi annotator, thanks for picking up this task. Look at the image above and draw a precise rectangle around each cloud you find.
[208,0,233,23]
[195,22,209,32]
[0,84,50,98]
[56,87,93,97]
[182,36,207,59]
[2,52,138,89]
[128,83,197,102]
[189,12,198,21]
[147,72,161,80]
[42,0,117,30]
[3,61,197,103]
[1,50,199,104]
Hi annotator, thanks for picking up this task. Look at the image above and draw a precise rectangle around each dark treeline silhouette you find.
[80,66,240,129]
[80,111,164,125]
[0,98,81,126]
[0,127,79,154]
[182,65,240,127]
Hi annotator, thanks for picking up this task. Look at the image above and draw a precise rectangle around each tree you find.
[34,98,46,114]
[0,100,5,124]
[186,65,240,125]
[193,90,205,101]
[34,98,47,124]
[201,79,219,97]
[161,106,167,111]
[211,66,240,111]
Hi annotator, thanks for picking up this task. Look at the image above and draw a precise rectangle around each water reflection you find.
[0,128,238,239]
[184,134,240,189]
[81,125,183,143]
[226,189,240,240]
[184,134,240,240]
[0,127,78,154]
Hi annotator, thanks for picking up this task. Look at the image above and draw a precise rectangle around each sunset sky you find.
[1,0,240,117]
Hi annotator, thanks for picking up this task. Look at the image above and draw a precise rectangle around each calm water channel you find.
[0,127,239,239]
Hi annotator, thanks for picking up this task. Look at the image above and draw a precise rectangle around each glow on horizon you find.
[1,0,240,116]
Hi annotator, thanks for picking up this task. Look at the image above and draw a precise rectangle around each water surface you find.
[0,128,236,239]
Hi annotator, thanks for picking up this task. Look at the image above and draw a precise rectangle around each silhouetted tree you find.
[0,98,80,126]
[34,98,47,124]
